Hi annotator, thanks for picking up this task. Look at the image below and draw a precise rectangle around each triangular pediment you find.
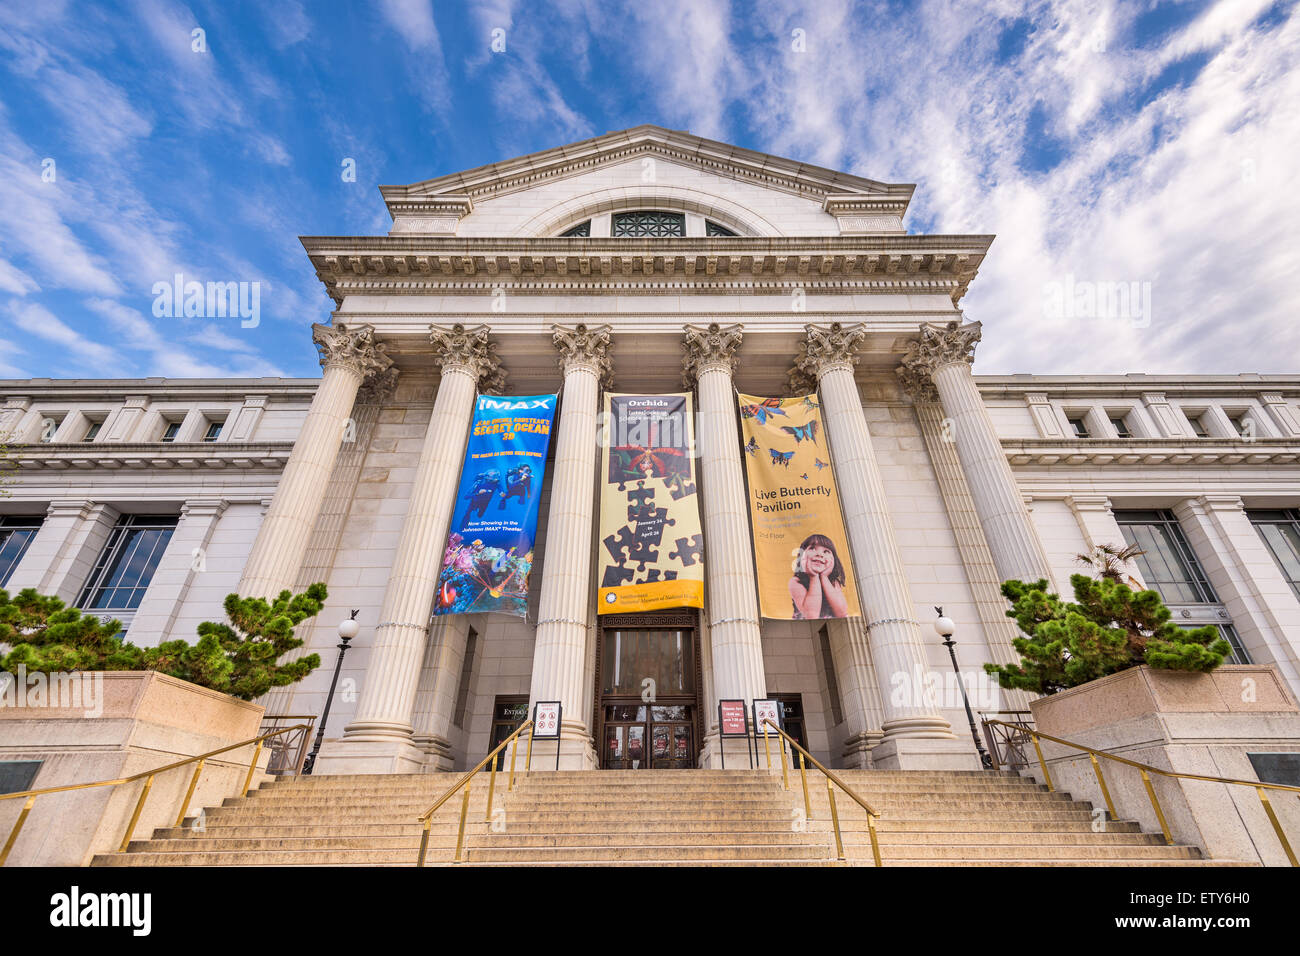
[379,125,913,219]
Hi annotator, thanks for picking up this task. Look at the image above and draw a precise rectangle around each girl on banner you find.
[788,533,850,619]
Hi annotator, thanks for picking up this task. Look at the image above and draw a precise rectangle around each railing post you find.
[453,779,473,863]
[119,775,155,852]
[1088,753,1117,821]
[867,812,882,867]
[1140,770,1173,845]
[779,735,790,791]
[1030,732,1054,792]
[242,740,264,797]
[0,796,36,866]
[508,732,520,792]
[826,777,845,862]
[1256,787,1298,867]
[982,720,1003,771]
[416,817,432,868]
[485,754,499,823]
[525,728,534,772]
[175,758,206,828]
[798,751,812,822]
[763,723,772,770]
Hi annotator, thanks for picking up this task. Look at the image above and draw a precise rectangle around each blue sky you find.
[0,0,1296,380]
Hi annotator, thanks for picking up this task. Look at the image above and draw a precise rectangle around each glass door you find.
[597,624,699,769]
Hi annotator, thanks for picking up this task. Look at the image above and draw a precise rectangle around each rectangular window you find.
[38,416,63,443]
[1229,414,1249,437]
[1115,510,1217,605]
[203,420,224,442]
[1189,415,1209,438]
[76,515,178,611]
[1067,417,1089,438]
[0,516,43,587]
[1248,509,1300,602]
[452,627,478,730]
[161,422,181,442]
[82,422,102,443]
[1109,416,1132,438]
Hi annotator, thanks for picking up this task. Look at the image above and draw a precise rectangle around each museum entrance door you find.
[596,614,700,769]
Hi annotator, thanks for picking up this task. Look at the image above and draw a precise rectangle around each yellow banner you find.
[738,392,860,621]
[597,393,705,613]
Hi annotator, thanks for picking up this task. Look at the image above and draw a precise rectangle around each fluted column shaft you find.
[694,358,766,707]
[528,325,611,767]
[240,323,391,599]
[817,362,956,740]
[345,364,478,740]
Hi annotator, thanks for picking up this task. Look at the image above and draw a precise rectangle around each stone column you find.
[527,324,612,770]
[826,617,885,768]
[315,324,503,775]
[682,323,767,768]
[794,323,973,770]
[899,320,1054,584]
[239,323,392,600]
[411,617,472,770]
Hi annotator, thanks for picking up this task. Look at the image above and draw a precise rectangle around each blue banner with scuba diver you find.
[434,393,557,618]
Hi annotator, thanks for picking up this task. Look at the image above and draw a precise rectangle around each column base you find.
[870,734,981,771]
[310,736,427,775]
[699,732,766,770]
[841,729,884,769]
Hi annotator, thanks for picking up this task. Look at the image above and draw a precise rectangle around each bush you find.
[0,583,326,701]
[984,574,1230,695]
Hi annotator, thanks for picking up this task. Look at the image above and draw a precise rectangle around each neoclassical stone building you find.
[3,126,1298,775]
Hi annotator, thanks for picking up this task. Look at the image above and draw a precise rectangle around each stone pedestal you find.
[1029,665,1300,865]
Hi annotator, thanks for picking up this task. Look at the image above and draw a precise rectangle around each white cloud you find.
[5,301,120,369]
[0,257,38,296]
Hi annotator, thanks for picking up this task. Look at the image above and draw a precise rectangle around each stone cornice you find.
[429,324,506,393]
[7,442,295,472]
[377,125,913,215]
[552,323,613,386]
[975,376,1300,399]
[681,323,743,384]
[300,235,991,306]
[1001,438,1300,467]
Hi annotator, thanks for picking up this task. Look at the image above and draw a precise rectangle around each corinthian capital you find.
[552,323,613,386]
[792,322,867,386]
[681,323,743,386]
[895,364,939,404]
[430,323,506,393]
[356,366,400,406]
[312,323,394,379]
[898,320,982,383]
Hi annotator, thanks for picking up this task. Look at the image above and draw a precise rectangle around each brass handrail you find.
[0,722,312,866]
[759,718,882,866]
[983,718,1299,866]
[415,719,534,867]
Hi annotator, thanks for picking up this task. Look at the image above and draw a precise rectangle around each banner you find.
[597,393,705,613]
[434,393,557,618]
[737,392,861,621]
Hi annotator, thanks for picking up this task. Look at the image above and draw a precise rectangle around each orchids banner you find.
[737,392,860,621]
[434,393,556,618]
[597,393,705,614]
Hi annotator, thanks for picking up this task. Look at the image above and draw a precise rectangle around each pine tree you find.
[985,575,1230,695]
[0,588,139,672]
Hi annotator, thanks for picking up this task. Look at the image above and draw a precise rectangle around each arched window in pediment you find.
[559,220,591,237]
[705,220,736,236]
[611,211,686,237]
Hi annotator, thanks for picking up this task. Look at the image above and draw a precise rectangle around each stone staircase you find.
[90,768,1251,866]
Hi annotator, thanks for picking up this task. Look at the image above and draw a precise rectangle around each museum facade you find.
[2,126,1299,774]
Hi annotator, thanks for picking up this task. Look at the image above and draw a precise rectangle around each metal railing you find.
[259,714,317,776]
[0,723,312,866]
[415,719,534,867]
[978,710,1035,771]
[982,718,1299,866]
[759,719,882,866]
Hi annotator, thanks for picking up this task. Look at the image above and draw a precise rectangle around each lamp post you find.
[302,610,359,775]
[935,606,993,769]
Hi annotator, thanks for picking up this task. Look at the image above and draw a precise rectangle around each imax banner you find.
[598,393,705,614]
[737,392,860,621]
[434,393,557,618]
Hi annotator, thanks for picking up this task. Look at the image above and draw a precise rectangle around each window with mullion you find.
[77,515,178,611]
[611,211,685,237]
[559,220,591,237]
[1248,509,1300,601]
[1116,511,1217,605]
[0,516,43,586]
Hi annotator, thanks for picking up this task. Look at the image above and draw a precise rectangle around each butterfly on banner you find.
[744,436,759,456]
[739,397,787,425]
[780,421,818,444]
[813,458,829,471]
[769,449,794,467]
[802,396,819,411]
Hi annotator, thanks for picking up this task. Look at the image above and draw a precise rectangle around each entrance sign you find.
[717,698,754,770]
[530,701,562,771]
[737,392,861,621]
[597,393,705,613]
[434,393,557,618]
